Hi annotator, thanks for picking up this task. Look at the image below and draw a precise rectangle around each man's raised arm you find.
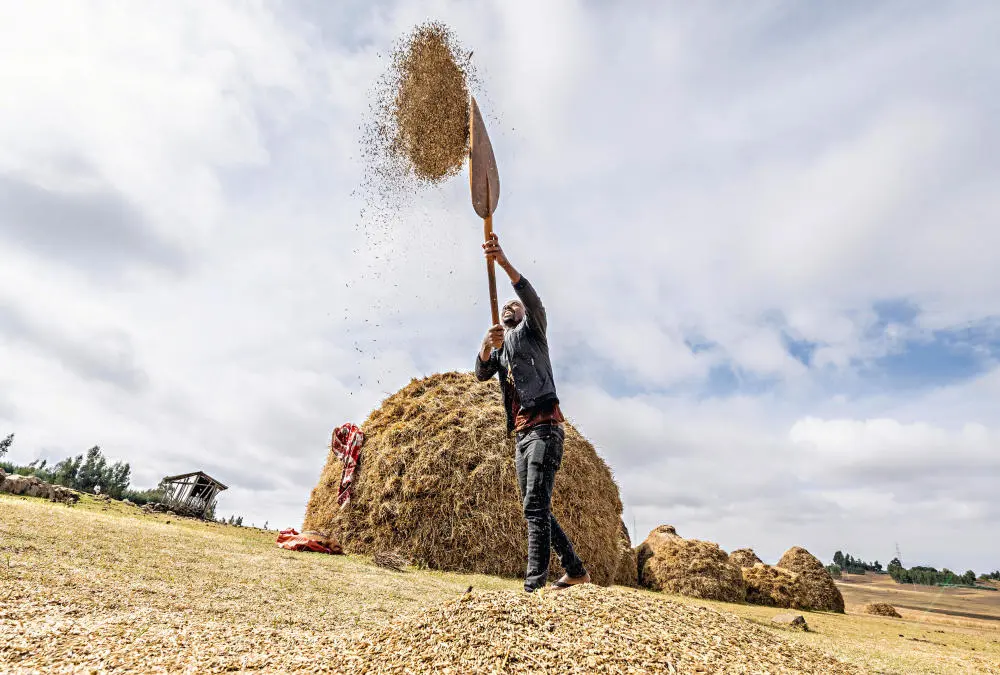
[512,276,546,337]
[483,234,547,337]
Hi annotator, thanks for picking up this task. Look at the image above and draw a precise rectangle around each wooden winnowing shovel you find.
[469,96,501,326]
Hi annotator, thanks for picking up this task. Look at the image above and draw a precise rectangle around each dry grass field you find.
[673,584,999,674]
[2,492,998,673]
[838,571,1000,623]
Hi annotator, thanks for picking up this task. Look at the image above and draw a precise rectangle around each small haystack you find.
[777,547,846,613]
[636,525,745,603]
[373,550,410,572]
[863,602,902,618]
[613,521,638,587]
[743,563,809,609]
[304,372,623,585]
[635,524,676,575]
[729,548,764,568]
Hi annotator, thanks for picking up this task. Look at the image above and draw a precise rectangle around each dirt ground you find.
[838,570,1000,623]
[2,493,998,673]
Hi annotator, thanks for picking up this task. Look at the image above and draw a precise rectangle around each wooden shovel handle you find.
[484,215,500,326]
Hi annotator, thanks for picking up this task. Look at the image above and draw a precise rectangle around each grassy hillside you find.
[2,493,998,673]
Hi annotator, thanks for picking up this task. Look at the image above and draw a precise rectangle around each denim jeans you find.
[515,423,586,591]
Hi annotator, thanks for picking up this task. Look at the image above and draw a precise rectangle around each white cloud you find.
[1,1,998,571]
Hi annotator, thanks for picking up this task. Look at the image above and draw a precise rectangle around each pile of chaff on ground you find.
[337,584,865,674]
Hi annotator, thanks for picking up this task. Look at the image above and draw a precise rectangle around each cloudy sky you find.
[2,1,998,572]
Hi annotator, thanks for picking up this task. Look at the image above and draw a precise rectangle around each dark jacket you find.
[475,276,559,433]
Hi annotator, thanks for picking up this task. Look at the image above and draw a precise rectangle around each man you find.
[475,234,590,593]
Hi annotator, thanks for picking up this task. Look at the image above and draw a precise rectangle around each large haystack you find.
[303,372,623,585]
[636,525,745,603]
[777,547,846,613]
[729,548,764,568]
[613,521,638,587]
[742,563,809,609]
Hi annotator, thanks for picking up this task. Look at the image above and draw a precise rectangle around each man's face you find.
[501,300,525,328]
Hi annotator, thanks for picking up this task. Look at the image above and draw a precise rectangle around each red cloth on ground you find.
[331,423,365,508]
[275,528,342,555]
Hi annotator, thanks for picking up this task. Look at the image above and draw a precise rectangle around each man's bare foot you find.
[550,570,591,590]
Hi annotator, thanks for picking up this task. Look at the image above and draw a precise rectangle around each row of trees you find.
[2,433,145,501]
[832,550,884,574]
[5,443,132,499]
[887,558,978,586]
[3,432,246,523]
[829,549,999,588]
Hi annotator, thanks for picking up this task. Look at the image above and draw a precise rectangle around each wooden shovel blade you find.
[469,96,500,219]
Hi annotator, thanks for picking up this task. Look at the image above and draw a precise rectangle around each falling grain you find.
[391,22,473,181]
[359,21,476,211]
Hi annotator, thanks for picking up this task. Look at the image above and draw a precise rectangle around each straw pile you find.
[337,584,865,674]
[304,372,623,585]
[636,525,745,603]
[742,563,810,609]
[863,602,902,618]
[777,547,846,613]
[729,547,764,568]
[612,521,638,587]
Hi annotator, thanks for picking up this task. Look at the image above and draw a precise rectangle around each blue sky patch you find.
[863,316,1000,390]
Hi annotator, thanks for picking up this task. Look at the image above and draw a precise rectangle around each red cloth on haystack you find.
[331,422,364,508]
[276,528,343,555]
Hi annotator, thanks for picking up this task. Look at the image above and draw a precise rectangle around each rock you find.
[2,474,32,495]
[0,472,79,504]
[25,483,48,499]
[771,613,809,630]
[122,498,134,506]
[50,486,80,504]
